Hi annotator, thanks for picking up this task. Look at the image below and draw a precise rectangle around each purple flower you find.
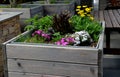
[55,37,74,46]
[61,42,69,46]
[41,33,46,37]
[35,30,43,35]
[32,30,43,36]
[41,33,51,40]
[61,38,65,43]
[46,35,51,40]
[66,37,75,43]
[55,41,61,45]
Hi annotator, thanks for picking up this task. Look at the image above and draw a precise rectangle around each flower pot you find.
[2,21,105,77]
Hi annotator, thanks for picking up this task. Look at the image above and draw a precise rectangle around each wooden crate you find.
[3,22,105,77]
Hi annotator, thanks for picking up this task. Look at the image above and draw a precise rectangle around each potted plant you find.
[21,0,75,16]
[3,5,104,77]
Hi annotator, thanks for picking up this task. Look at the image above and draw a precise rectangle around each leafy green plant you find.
[25,15,53,32]
[70,15,102,42]
[69,5,102,42]
[50,0,56,4]
[52,32,64,42]
[17,5,103,47]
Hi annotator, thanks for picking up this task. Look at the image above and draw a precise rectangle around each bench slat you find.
[103,10,113,28]
[112,10,120,28]
[108,10,120,28]
[117,9,120,14]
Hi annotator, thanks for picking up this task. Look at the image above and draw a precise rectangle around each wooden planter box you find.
[2,22,105,77]
[0,12,22,46]
[0,5,43,19]
[22,0,75,16]
[0,12,22,77]
[0,5,43,31]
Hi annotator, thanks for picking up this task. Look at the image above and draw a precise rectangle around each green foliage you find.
[0,5,10,8]
[24,35,45,43]
[24,15,40,31]
[18,10,102,46]
[16,32,46,43]
[69,15,102,42]
[69,15,84,31]
[50,0,56,4]
[0,4,22,8]
[52,32,64,42]
[15,34,31,42]
[25,15,53,32]
[38,15,53,32]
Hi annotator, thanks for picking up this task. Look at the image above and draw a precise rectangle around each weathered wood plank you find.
[9,72,42,77]
[103,10,113,28]
[112,10,120,28]
[2,8,31,19]
[117,9,120,15]
[108,10,120,28]
[6,44,98,64]
[8,59,98,77]
[9,72,65,77]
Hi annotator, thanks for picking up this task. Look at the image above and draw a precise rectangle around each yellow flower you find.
[77,10,84,14]
[79,10,84,14]
[80,14,85,17]
[87,14,91,16]
[90,16,94,20]
[76,6,81,9]
[85,8,91,12]
[84,12,87,15]
[76,9,80,11]
[82,5,87,8]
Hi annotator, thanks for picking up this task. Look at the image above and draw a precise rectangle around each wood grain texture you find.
[8,59,98,77]
[9,72,66,77]
[6,44,98,64]
[3,21,104,77]
[108,10,119,28]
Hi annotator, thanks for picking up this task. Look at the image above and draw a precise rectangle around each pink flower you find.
[32,30,43,36]
[61,38,65,43]
[42,33,51,40]
[55,37,75,46]
[61,42,69,46]
[66,37,75,43]
[35,30,43,35]
[55,41,61,45]
[41,33,46,37]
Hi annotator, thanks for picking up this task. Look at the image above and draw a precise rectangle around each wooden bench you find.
[93,0,120,54]
[94,9,120,48]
